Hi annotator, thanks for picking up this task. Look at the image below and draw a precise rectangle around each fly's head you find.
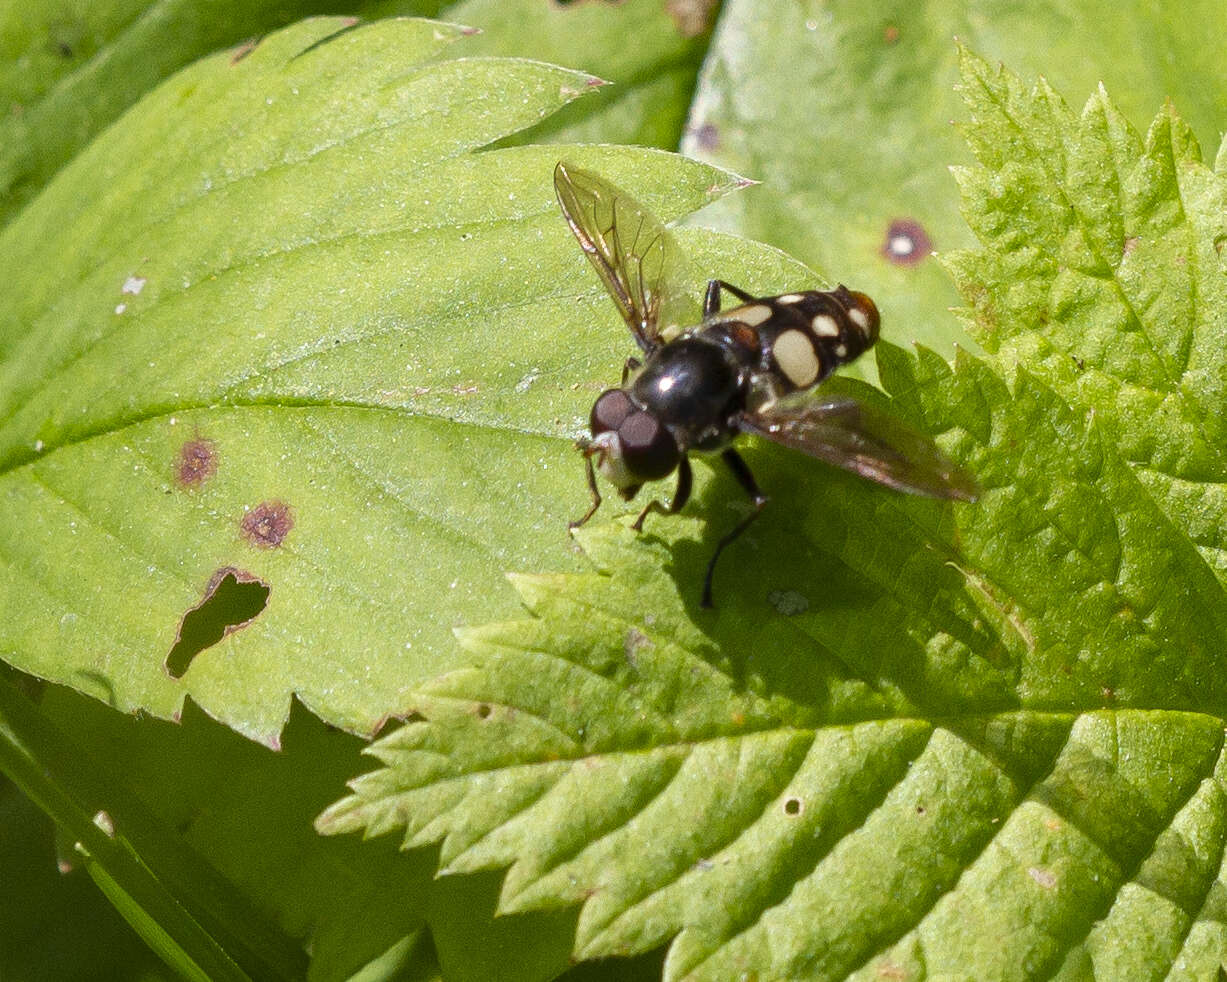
[583,389,679,500]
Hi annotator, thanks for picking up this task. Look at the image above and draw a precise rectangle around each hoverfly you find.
[555,161,978,608]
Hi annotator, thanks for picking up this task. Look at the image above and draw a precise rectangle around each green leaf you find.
[0,771,171,980]
[0,0,454,227]
[323,344,1227,979]
[438,0,711,149]
[0,16,789,746]
[321,63,1227,981]
[36,683,439,982]
[681,0,1227,360]
[945,47,1227,585]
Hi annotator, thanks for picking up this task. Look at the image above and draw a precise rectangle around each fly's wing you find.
[554,161,695,353]
[742,397,980,500]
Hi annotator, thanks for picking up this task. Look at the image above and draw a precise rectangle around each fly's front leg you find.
[702,448,768,608]
[621,356,642,386]
[631,456,692,531]
[569,446,602,530]
[703,280,758,318]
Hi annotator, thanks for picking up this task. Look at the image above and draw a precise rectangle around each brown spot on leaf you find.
[230,38,259,64]
[176,438,217,488]
[666,0,717,36]
[882,219,932,266]
[883,24,901,44]
[690,122,720,151]
[166,568,269,678]
[241,501,294,548]
[1122,236,1140,257]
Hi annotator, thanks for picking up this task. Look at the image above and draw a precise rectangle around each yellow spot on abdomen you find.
[773,329,821,387]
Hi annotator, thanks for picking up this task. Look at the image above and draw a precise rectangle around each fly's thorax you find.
[629,336,746,435]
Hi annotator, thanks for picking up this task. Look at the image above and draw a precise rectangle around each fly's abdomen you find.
[706,286,880,404]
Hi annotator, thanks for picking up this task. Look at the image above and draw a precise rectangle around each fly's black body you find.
[555,161,978,607]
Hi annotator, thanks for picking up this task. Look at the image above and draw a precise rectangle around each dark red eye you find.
[619,411,678,480]
[590,389,634,435]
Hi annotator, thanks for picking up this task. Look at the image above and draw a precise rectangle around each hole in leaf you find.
[783,796,802,816]
[166,569,269,678]
[476,703,493,719]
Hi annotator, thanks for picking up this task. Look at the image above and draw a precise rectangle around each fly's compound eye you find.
[619,411,679,481]
[590,389,635,435]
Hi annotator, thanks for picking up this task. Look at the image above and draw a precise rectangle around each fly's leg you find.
[569,449,602,529]
[703,280,758,318]
[621,356,642,386]
[631,456,692,531]
[702,448,768,608]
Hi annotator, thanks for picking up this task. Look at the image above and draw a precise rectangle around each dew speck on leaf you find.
[241,500,294,548]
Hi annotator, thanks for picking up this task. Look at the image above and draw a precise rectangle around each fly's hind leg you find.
[702,448,768,608]
[631,456,692,531]
[703,280,759,318]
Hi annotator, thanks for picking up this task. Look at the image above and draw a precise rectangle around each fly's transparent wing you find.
[554,161,696,352]
[742,397,980,500]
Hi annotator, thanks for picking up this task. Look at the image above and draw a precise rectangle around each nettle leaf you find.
[0,16,780,746]
[321,58,1227,981]
[946,48,1227,585]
